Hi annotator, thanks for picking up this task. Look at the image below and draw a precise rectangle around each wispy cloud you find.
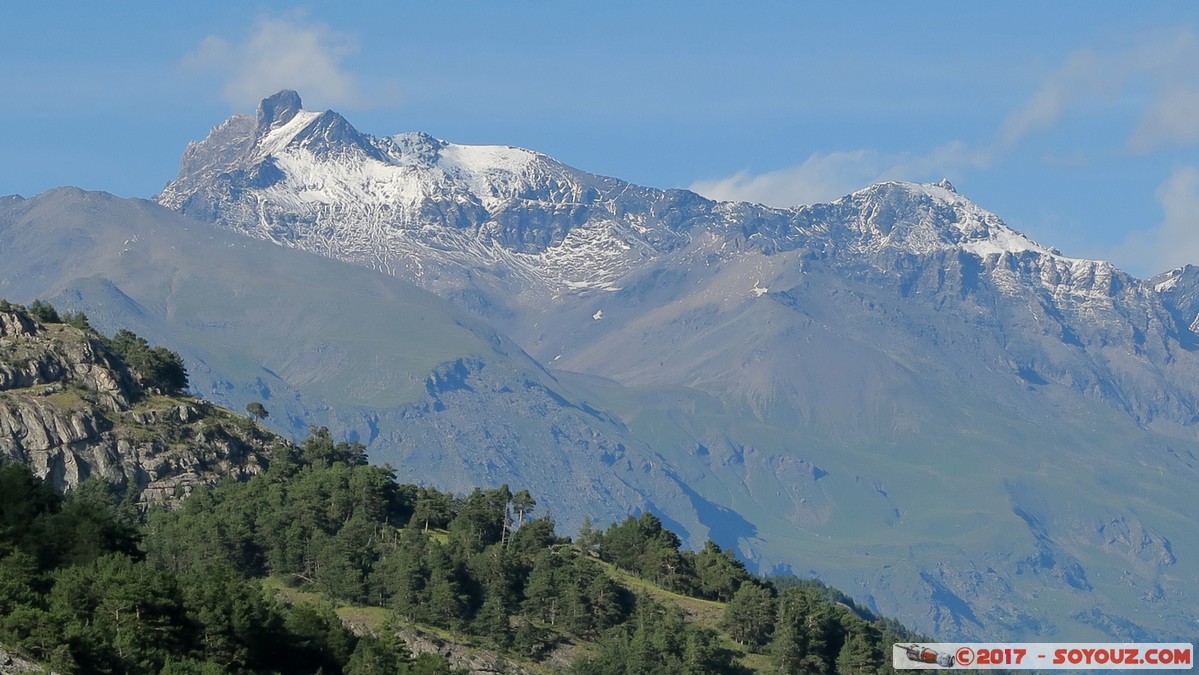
[691,29,1199,210]
[181,11,392,110]
[1113,166,1199,275]
[1128,86,1199,153]
[1000,29,1199,153]
[689,142,979,208]
[998,49,1106,148]
[690,150,885,207]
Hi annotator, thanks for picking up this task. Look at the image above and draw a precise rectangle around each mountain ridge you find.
[7,91,1198,641]
[156,92,1174,390]
[157,92,1105,280]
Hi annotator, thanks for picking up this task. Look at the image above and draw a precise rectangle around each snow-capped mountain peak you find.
[158,91,711,297]
[159,91,1137,319]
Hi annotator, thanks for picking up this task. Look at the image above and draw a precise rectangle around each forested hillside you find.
[0,436,915,674]
[0,303,917,673]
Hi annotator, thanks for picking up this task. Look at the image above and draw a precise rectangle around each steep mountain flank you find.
[0,302,277,500]
[0,190,713,548]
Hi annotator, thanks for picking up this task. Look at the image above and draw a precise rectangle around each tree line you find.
[0,456,454,673]
[0,424,917,673]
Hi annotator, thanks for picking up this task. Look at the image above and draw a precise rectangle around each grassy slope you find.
[591,559,774,672]
[261,577,562,675]
[260,547,788,673]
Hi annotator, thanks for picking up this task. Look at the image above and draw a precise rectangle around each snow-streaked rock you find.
[161,92,1124,315]
[157,91,708,304]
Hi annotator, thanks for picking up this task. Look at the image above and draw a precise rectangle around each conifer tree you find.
[721,581,776,650]
[771,586,840,674]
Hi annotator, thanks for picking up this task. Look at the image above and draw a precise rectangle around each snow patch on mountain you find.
[259,110,323,157]
[1154,269,1182,293]
[437,142,541,204]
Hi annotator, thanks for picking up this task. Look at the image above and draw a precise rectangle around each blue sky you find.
[3,2,1198,277]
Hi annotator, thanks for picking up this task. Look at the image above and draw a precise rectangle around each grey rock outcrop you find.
[0,304,278,501]
[0,646,47,674]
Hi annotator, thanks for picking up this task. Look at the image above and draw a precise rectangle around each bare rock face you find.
[0,646,46,674]
[0,312,133,409]
[393,626,540,675]
[0,304,281,502]
[0,309,38,338]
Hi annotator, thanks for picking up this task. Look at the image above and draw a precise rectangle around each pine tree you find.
[575,515,599,555]
[245,401,269,421]
[522,549,566,626]
[694,540,752,601]
[421,545,470,629]
[345,629,418,675]
[27,299,61,323]
[474,590,513,648]
[771,586,840,674]
[410,490,453,532]
[836,618,885,675]
[721,581,776,650]
[449,486,512,553]
[374,534,428,618]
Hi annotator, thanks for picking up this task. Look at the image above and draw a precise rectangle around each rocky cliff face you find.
[0,307,132,409]
[0,303,280,501]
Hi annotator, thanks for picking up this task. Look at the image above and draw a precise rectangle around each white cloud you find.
[181,11,387,110]
[1128,86,1199,153]
[1112,166,1199,274]
[999,29,1199,152]
[689,142,981,208]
